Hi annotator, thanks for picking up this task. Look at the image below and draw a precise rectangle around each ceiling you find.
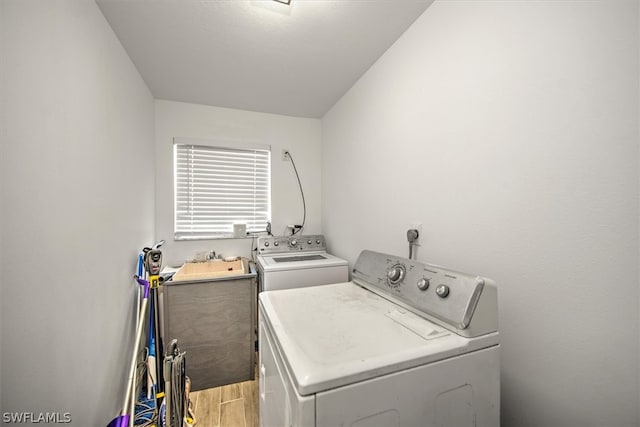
[96,0,433,118]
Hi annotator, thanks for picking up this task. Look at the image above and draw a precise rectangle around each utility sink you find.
[172,259,246,281]
[163,257,257,390]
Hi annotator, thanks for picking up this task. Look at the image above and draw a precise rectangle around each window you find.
[174,139,271,240]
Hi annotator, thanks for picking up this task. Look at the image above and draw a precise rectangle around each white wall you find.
[155,100,322,267]
[1,0,155,425]
[322,1,639,426]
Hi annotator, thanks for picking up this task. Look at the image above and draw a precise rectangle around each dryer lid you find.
[259,282,498,396]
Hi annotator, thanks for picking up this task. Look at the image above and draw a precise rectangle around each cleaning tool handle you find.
[136,277,150,298]
[107,414,130,427]
[122,279,150,413]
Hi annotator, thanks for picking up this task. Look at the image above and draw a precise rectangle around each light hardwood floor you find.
[189,376,259,427]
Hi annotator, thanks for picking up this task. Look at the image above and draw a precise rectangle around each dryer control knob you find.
[273,241,279,246]
[436,284,450,298]
[417,278,430,291]
[307,240,312,245]
[290,239,298,247]
[264,242,270,247]
[387,264,405,284]
[316,239,321,244]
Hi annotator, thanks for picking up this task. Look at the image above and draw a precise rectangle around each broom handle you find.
[122,284,149,415]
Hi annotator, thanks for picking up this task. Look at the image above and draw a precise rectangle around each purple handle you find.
[107,415,130,427]
[135,277,150,298]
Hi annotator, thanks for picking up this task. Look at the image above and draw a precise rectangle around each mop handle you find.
[122,279,150,415]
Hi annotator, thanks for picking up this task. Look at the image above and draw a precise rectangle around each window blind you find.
[174,143,271,240]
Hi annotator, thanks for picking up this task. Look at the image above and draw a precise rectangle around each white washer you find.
[259,250,500,427]
[256,234,348,292]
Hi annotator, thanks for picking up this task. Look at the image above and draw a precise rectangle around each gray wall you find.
[1,0,155,424]
[322,1,639,426]
[0,0,4,411]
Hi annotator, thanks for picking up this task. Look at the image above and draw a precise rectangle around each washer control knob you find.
[290,239,298,247]
[436,284,450,298]
[308,240,312,245]
[387,264,405,284]
[264,242,270,247]
[273,241,279,246]
[316,239,321,244]
[417,278,430,291]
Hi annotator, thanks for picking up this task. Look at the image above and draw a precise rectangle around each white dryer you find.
[256,234,348,292]
[259,249,500,427]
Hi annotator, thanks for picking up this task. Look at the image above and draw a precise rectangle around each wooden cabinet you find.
[162,260,257,391]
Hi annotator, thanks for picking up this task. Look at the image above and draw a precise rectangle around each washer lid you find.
[259,282,498,396]
[257,251,348,272]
